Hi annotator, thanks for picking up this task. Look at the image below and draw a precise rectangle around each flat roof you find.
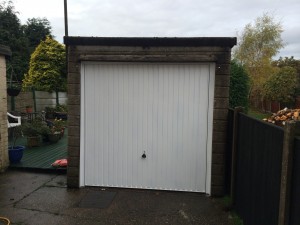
[64,36,237,48]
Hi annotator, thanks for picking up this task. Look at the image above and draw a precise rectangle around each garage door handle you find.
[142,151,146,159]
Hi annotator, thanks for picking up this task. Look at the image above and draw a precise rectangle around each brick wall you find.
[0,46,10,172]
[7,91,34,113]
[212,61,231,195]
[66,38,235,196]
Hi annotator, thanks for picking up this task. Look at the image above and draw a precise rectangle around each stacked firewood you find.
[263,108,300,126]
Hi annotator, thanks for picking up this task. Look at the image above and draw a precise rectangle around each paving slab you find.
[45,174,67,188]
[0,170,233,225]
[0,170,56,207]
[16,186,87,214]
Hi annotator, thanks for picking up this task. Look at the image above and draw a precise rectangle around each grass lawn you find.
[248,108,272,120]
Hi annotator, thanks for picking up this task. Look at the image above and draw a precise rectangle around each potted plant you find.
[39,119,63,144]
[22,119,43,147]
[53,118,66,138]
[39,124,52,143]
[8,126,25,163]
[55,104,68,120]
[7,66,22,97]
[45,106,56,119]
[45,118,65,143]
[7,82,22,97]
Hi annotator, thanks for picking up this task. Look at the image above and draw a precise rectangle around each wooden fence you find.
[250,96,300,113]
[228,108,300,225]
[34,91,67,111]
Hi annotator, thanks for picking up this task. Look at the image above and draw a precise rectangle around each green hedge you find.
[229,61,250,111]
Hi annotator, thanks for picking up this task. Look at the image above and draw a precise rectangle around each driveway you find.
[0,170,232,225]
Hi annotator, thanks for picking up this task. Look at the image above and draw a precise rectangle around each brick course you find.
[0,46,11,172]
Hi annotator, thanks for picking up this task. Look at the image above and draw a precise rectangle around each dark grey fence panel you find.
[290,137,300,225]
[234,113,284,225]
[225,108,234,194]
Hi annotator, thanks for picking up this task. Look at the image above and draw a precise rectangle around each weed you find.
[220,196,244,225]
[222,195,233,211]
[230,212,244,225]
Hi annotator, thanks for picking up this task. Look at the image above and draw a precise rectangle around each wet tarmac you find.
[0,170,232,225]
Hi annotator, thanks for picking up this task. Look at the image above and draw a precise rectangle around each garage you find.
[81,62,215,192]
[65,37,236,196]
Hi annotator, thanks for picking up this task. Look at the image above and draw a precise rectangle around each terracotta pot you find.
[26,107,33,113]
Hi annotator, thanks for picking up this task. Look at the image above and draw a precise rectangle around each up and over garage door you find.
[80,62,215,193]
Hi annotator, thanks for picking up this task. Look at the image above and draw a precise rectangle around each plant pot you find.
[49,133,61,143]
[26,107,33,113]
[55,112,68,120]
[42,135,50,143]
[7,87,21,96]
[8,146,25,163]
[46,112,55,119]
[27,136,41,147]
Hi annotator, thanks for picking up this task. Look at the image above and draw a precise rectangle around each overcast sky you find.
[13,0,300,59]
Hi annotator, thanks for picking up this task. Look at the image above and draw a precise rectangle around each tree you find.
[0,1,53,81]
[23,17,52,54]
[264,66,298,103]
[273,56,300,68]
[272,56,300,75]
[23,36,66,92]
[229,61,250,111]
[233,13,284,97]
[0,0,29,80]
[272,56,300,96]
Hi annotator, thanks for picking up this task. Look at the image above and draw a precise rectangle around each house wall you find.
[0,45,11,172]
[66,40,235,196]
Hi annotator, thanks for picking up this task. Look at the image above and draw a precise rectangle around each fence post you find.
[11,96,15,111]
[230,106,243,203]
[56,90,59,106]
[278,121,300,225]
[32,87,37,112]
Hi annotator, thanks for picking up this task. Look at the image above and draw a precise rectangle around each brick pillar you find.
[0,45,11,172]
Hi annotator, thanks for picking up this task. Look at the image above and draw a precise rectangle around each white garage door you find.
[80,62,215,193]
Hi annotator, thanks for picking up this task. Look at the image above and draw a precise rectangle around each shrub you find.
[23,36,66,92]
[229,61,250,111]
[264,66,298,103]
[55,104,67,112]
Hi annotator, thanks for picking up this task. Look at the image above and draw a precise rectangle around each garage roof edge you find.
[64,37,237,48]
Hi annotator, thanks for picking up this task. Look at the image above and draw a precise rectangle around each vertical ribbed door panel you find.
[82,62,212,192]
